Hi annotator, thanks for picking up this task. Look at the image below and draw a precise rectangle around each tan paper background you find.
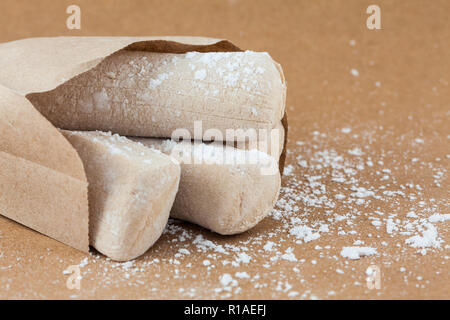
[0,0,448,299]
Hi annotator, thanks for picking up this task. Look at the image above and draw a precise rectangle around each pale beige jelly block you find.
[134,138,281,235]
[62,131,180,261]
[29,50,286,139]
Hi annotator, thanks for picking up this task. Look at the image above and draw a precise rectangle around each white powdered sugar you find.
[194,69,207,80]
[405,224,441,249]
[148,73,169,89]
[281,248,297,262]
[340,247,377,260]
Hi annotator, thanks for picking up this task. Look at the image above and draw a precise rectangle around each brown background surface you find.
[0,0,448,299]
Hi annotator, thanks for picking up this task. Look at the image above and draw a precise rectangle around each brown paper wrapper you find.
[0,36,288,252]
[0,84,89,252]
